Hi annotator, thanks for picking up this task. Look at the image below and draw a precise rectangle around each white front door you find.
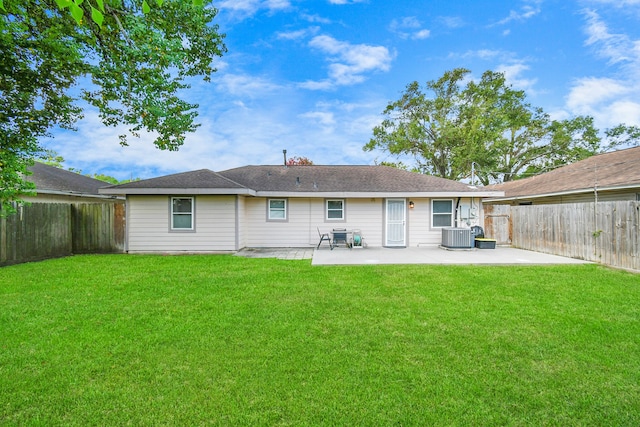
[386,199,406,247]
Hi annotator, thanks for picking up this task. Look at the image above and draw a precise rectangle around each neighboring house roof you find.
[100,165,503,197]
[105,169,254,195]
[485,146,640,202]
[26,162,116,199]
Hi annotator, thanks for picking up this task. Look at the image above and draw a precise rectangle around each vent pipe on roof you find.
[283,149,287,166]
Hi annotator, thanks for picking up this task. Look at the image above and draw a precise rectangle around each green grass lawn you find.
[1,255,639,426]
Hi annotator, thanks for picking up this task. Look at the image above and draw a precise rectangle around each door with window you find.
[385,199,406,247]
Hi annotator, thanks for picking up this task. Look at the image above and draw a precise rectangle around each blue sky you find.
[46,0,640,180]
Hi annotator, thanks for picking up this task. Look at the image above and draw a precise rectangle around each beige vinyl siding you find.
[127,195,236,252]
[236,196,247,249]
[407,197,437,246]
[244,197,386,248]
[338,198,384,247]
[243,197,482,248]
[407,197,482,246]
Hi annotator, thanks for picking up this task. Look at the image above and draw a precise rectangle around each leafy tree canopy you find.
[365,68,639,185]
[0,0,226,215]
[286,156,314,166]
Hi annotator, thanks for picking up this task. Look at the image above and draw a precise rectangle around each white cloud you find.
[496,62,538,93]
[46,72,387,178]
[564,77,640,129]
[215,73,283,97]
[583,9,638,66]
[389,16,431,40]
[566,77,628,112]
[298,111,336,134]
[561,10,640,129]
[607,100,640,125]
[298,80,335,90]
[496,1,541,25]
[438,16,465,29]
[393,17,421,29]
[451,49,504,60]
[276,27,320,41]
[299,111,335,126]
[301,13,332,24]
[302,35,394,89]
[328,0,366,4]
[217,0,291,19]
[412,29,431,40]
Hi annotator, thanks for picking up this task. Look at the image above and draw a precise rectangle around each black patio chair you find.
[317,227,333,249]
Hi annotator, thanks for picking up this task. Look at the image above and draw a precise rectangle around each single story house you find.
[23,162,123,204]
[483,146,640,205]
[100,165,502,253]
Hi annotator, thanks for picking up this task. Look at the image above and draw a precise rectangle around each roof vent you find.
[296,177,301,186]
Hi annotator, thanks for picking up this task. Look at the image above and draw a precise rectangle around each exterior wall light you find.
[409,201,415,209]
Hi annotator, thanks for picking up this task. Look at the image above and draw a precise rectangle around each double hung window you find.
[432,199,453,227]
[268,199,287,220]
[171,197,194,230]
[326,199,345,221]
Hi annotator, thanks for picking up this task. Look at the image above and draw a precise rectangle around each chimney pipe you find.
[283,149,287,166]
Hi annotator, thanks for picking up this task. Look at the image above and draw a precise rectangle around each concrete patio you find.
[236,246,591,266]
[312,246,591,266]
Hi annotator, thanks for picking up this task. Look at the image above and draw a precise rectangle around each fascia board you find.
[99,188,256,196]
[254,191,504,198]
[482,184,640,203]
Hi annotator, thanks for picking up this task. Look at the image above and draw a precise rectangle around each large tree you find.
[364,68,636,185]
[0,0,226,214]
[365,68,470,181]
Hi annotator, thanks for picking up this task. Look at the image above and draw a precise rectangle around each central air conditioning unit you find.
[441,227,473,248]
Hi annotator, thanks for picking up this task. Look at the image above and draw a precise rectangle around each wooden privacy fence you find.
[484,201,640,271]
[1,202,125,266]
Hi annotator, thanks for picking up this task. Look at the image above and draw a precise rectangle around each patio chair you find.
[332,228,349,248]
[317,227,333,249]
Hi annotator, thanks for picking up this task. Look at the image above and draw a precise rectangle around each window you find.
[432,199,453,227]
[171,197,194,230]
[326,199,345,220]
[268,199,287,220]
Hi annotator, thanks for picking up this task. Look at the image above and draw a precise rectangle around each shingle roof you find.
[27,162,109,196]
[101,164,500,196]
[487,146,640,199]
[218,165,477,193]
[109,169,248,190]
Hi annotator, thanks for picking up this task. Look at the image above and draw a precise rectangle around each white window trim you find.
[170,196,195,231]
[268,198,288,221]
[431,199,453,228]
[325,199,345,221]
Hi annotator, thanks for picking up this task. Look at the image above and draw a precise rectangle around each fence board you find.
[484,204,511,245]
[1,202,125,267]
[71,203,125,254]
[1,203,72,265]
[486,201,640,271]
